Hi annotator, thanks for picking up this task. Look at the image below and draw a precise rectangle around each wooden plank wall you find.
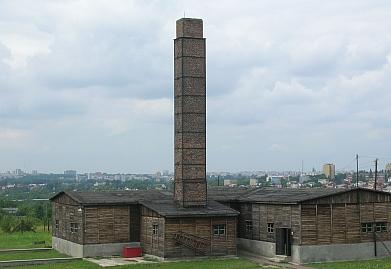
[140,206,165,257]
[301,202,391,245]
[84,205,139,244]
[164,216,237,258]
[305,189,391,205]
[237,203,301,244]
[52,202,83,244]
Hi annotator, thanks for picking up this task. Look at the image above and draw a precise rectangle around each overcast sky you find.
[0,0,390,173]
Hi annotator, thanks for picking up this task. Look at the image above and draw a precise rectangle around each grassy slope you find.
[0,226,51,249]
[5,258,263,269]
[0,250,67,261]
[310,258,391,269]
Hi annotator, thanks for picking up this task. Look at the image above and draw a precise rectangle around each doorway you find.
[275,228,292,256]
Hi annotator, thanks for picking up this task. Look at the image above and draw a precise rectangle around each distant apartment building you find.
[267,175,284,184]
[323,163,335,179]
[224,179,237,186]
[64,170,77,176]
[299,174,310,183]
[249,178,257,186]
[13,169,24,175]
[386,163,391,172]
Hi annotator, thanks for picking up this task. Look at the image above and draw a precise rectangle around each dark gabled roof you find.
[50,189,239,217]
[140,199,239,217]
[207,186,255,202]
[208,186,391,204]
[50,190,171,205]
[240,188,345,204]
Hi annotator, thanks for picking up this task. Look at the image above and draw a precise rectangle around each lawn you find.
[310,258,391,269]
[0,249,67,261]
[0,226,51,249]
[5,258,263,269]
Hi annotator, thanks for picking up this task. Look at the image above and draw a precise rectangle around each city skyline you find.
[0,1,390,173]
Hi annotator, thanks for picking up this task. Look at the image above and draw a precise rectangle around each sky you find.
[0,0,391,173]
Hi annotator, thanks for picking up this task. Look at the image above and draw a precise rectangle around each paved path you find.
[86,257,155,267]
[239,250,312,269]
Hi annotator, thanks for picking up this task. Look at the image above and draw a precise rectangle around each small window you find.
[70,223,79,233]
[361,223,373,233]
[55,220,59,230]
[376,222,387,233]
[213,224,226,236]
[245,220,253,233]
[267,223,274,233]
[153,224,158,235]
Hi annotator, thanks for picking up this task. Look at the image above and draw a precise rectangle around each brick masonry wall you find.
[174,18,207,207]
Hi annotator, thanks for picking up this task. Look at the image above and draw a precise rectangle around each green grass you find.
[310,258,391,269]
[0,226,51,249]
[0,249,68,261]
[5,258,263,269]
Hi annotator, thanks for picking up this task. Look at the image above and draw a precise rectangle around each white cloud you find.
[0,0,390,172]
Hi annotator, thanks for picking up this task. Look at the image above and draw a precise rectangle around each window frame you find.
[361,222,373,233]
[267,223,274,234]
[245,220,253,233]
[70,222,79,233]
[361,222,388,233]
[55,220,59,230]
[375,222,387,233]
[213,224,226,236]
[152,224,159,235]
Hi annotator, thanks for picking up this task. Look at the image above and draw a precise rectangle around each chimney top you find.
[176,18,203,38]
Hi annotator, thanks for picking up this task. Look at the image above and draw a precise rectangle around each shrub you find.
[0,216,36,233]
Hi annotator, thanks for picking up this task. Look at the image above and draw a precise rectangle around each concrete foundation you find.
[238,237,391,264]
[292,241,391,264]
[52,237,140,258]
[237,238,275,258]
[52,237,83,258]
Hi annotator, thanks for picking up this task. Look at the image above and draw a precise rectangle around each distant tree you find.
[16,217,36,234]
[0,216,35,234]
[335,173,346,185]
[34,205,45,220]
[0,216,17,233]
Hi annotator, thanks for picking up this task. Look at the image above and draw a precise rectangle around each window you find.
[55,220,59,230]
[70,223,79,233]
[361,223,373,233]
[361,222,388,233]
[267,223,274,234]
[245,220,253,233]
[213,224,226,236]
[153,224,158,235]
[376,222,387,233]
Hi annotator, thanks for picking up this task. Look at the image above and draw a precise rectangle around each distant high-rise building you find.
[386,163,391,172]
[323,163,335,179]
[31,170,38,175]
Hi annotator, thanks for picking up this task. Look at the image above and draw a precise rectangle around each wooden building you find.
[209,187,391,263]
[50,190,238,258]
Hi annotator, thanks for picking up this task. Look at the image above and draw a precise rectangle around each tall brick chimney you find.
[174,18,207,207]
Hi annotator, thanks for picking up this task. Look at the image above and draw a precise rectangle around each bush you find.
[0,216,36,233]
[0,216,16,233]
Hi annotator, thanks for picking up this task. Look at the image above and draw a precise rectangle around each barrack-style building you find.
[51,17,391,264]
